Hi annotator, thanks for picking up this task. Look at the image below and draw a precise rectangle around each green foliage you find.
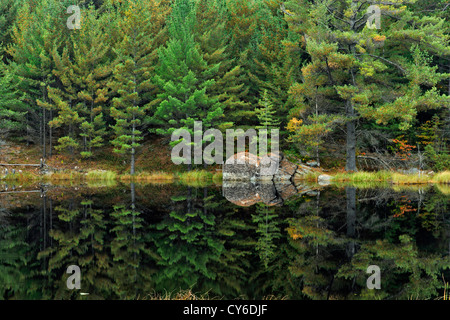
[283,0,450,169]
[252,203,281,268]
[0,0,449,173]
[151,0,223,133]
[425,145,450,171]
[0,65,27,137]
[255,90,281,130]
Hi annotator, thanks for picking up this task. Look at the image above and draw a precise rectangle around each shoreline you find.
[1,169,449,185]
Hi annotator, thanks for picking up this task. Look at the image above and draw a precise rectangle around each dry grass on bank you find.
[329,170,450,185]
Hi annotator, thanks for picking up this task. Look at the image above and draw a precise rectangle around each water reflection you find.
[0,182,449,300]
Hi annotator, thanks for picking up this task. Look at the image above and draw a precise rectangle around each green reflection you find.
[0,184,448,300]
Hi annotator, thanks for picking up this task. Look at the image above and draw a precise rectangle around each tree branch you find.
[356,53,407,74]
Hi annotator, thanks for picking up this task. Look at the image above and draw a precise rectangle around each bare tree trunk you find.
[43,107,46,159]
[131,120,136,176]
[345,1,360,172]
[49,109,52,157]
[346,99,357,171]
[315,88,320,166]
[346,186,356,259]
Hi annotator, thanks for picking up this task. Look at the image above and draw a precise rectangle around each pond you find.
[0,181,449,300]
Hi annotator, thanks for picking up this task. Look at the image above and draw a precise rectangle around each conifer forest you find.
[0,0,448,175]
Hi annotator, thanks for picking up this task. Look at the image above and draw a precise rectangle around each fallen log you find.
[0,190,41,194]
[0,163,42,167]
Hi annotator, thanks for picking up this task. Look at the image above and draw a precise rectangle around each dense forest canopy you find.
[0,0,449,173]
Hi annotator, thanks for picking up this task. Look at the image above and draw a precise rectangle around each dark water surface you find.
[0,182,449,300]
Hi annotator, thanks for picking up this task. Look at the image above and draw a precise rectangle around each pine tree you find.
[151,0,223,167]
[0,64,26,141]
[7,0,69,157]
[225,0,260,111]
[64,5,112,158]
[252,203,281,268]
[0,0,23,59]
[194,0,250,131]
[248,0,299,129]
[109,0,170,175]
[255,89,280,130]
[283,0,450,170]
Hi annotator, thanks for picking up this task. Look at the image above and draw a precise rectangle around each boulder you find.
[223,179,319,207]
[403,168,419,175]
[223,181,279,207]
[306,190,319,197]
[223,152,261,181]
[318,174,332,186]
[306,160,320,167]
[223,152,292,181]
[274,158,298,181]
[222,152,330,206]
[275,182,298,200]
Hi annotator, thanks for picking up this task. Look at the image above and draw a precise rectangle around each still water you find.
[0,181,449,300]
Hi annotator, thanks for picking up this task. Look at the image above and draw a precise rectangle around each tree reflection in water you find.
[0,183,448,299]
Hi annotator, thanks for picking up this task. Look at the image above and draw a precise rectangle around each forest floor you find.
[0,136,180,174]
[0,137,222,185]
[0,138,449,186]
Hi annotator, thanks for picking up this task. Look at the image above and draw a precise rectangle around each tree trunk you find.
[131,151,135,176]
[346,99,357,171]
[49,109,52,158]
[315,88,320,166]
[131,121,136,176]
[131,182,136,211]
[43,107,46,159]
[346,186,356,259]
[345,1,359,172]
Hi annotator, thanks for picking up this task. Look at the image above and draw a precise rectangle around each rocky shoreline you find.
[222,152,328,206]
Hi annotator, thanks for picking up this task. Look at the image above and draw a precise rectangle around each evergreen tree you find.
[108,0,170,175]
[0,65,27,141]
[224,0,261,112]
[252,203,281,268]
[0,0,23,59]
[44,5,113,158]
[255,89,281,130]
[7,0,70,157]
[283,0,450,170]
[194,0,250,130]
[248,0,299,129]
[151,0,223,167]
[71,6,112,159]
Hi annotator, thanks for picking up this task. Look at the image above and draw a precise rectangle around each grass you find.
[391,172,430,185]
[2,162,448,187]
[0,171,37,183]
[119,171,175,182]
[43,171,85,182]
[330,170,450,185]
[332,181,391,189]
[432,171,450,184]
[444,281,449,301]
[212,171,223,184]
[178,170,213,182]
[303,171,321,182]
[1,167,222,185]
[86,170,117,181]
[332,170,392,183]
[435,184,450,195]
